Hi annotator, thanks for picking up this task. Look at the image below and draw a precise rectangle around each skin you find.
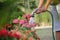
[35,0,51,13]
[56,31,60,40]
[35,0,60,40]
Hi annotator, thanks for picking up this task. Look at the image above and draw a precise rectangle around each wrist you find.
[44,5,48,9]
[38,6,42,9]
[38,6,42,8]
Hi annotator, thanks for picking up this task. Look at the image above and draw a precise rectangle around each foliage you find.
[0,0,24,28]
[0,14,40,40]
[30,0,37,9]
[10,14,40,40]
[0,0,51,28]
[34,11,51,26]
[17,0,37,9]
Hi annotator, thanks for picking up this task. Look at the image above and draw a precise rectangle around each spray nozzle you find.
[30,13,34,17]
[30,8,38,17]
[29,9,37,24]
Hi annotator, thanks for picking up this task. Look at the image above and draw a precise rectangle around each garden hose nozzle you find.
[30,9,38,17]
[29,9,37,24]
[30,11,35,17]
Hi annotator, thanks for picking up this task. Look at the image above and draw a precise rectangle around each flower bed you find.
[0,14,40,40]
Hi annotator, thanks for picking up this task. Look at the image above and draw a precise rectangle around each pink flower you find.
[22,14,31,18]
[0,30,2,36]
[31,23,36,27]
[1,29,8,37]
[22,34,26,40]
[22,23,31,28]
[9,32,20,39]
[26,14,31,19]
[37,37,40,40]
[26,14,31,21]
[22,23,27,27]
[19,20,25,25]
[14,32,20,39]
[28,36,33,40]
[13,19,19,24]
[8,32,15,38]
[26,24,31,28]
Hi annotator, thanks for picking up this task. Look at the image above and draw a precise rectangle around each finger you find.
[34,8,43,14]
[34,9,38,13]
[36,9,43,14]
[36,10,41,14]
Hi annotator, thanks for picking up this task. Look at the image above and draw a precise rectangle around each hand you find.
[40,6,47,12]
[34,6,47,14]
[34,7,42,14]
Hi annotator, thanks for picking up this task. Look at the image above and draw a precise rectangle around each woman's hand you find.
[40,6,47,12]
[34,7,42,14]
[34,6,47,14]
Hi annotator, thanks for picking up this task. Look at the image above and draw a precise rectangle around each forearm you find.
[44,0,51,8]
[38,0,44,8]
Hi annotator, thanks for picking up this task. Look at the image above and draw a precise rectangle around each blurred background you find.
[0,0,60,40]
[0,0,51,27]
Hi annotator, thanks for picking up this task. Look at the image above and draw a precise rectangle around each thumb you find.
[34,8,39,13]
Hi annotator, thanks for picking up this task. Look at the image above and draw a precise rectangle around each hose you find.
[30,10,55,40]
[47,10,55,40]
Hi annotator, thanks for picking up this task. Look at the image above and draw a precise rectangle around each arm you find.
[38,0,51,8]
[38,0,44,8]
[44,0,51,9]
[35,0,52,13]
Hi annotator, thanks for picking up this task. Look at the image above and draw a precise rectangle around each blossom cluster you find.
[12,14,36,28]
[0,28,20,40]
[0,14,40,40]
